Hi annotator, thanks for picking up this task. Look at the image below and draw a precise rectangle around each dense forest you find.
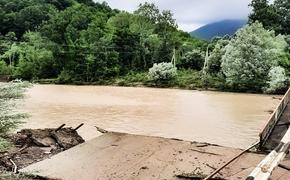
[0,0,289,93]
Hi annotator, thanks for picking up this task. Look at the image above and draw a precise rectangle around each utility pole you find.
[202,45,209,75]
[171,48,176,67]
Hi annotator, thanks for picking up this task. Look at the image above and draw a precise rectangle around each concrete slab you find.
[20,133,290,180]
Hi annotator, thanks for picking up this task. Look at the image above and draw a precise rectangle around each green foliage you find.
[177,50,204,70]
[206,38,229,74]
[0,171,38,180]
[0,60,12,75]
[6,0,289,93]
[13,32,55,80]
[0,82,30,135]
[221,22,288,91]
[249,0,290,35]
[148,62,177,82]
[264,66,288,93]
[56,69,73,84]
[0,137,11,151]
[174,70,203,89]
[0,0,205,84]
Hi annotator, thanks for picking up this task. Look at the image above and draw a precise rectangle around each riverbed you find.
[21,85,280,148]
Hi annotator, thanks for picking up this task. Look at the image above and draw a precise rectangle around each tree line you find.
[0,0,289,93]
[0,0,206,81]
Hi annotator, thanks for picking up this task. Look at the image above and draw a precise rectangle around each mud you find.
[0,128,84,172]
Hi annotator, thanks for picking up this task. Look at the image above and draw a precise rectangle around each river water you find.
[21,85,280,148]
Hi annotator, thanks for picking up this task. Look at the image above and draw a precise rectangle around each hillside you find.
[190,19,247,40]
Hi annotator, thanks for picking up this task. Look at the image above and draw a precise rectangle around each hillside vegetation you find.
[0,0,289,93]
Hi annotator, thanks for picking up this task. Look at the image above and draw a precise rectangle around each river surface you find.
[21,85,280,148]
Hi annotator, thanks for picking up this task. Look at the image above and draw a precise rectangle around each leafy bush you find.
[148,62,177,82]
[221,22,288,91]
[174,69,203,89]
[0,82,30,135]
[56,70,73,84]
[0,61,12,75]
[13,32,56,80]
[206,38,229,74]
[264,66,288,93]
[177,50,204,70]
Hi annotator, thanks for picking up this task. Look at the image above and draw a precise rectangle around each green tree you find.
[249,0,290,35]
[78,13,119,81]
[274,0,290,35]
[206,38,229,74]
[221,22,288,91]
[177,50,204,70]
[14,32,56,79]
[134,2,160,23]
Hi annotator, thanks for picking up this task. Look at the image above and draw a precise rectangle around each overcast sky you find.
[94,0,261,32]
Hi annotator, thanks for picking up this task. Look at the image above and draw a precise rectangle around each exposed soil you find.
[0,127,84,173]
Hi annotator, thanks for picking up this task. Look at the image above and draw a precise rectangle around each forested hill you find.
[190,19,247,40]
[0,0,206,81]
[0,0,289,93]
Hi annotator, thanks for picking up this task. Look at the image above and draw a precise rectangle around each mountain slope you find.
[190,19,247,40]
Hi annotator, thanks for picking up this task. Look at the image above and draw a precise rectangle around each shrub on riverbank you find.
[0,61,13,75]
[0,82,30,148]
[221,22,288,92]
[148,62,177,82]
[264,66,289,93]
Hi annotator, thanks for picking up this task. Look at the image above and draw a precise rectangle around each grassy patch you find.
[0,172,43,180]
[36,70,227,91]
[174,70,203,89]
[0,137,12,152]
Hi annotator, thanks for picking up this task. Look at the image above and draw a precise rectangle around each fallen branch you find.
[176,173,203,179]
[278,163,290,172]
[206,163,217,171]
[74,123,84,131]
[196,144,209,148]
[55,124,66,132]
[18,144,29,152]
[189,148,221,156]
[9,159,17,173]
[95,126,109,133]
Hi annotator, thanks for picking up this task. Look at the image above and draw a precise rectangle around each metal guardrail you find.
[247,88,290,179]
[247,126,290,179]
[259,88,290,149]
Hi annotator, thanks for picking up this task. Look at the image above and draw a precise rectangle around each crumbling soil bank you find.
[0,127,84,173]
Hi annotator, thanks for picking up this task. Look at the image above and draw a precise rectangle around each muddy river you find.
[21,85,280,148]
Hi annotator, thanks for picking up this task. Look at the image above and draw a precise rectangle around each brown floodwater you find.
[21,85,280,148]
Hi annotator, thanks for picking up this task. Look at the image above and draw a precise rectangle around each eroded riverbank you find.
[21,85,281,148]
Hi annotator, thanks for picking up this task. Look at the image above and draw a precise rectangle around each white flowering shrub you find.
[148,62,177,81]
[264,66,288,93]
[221,22,288,91]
